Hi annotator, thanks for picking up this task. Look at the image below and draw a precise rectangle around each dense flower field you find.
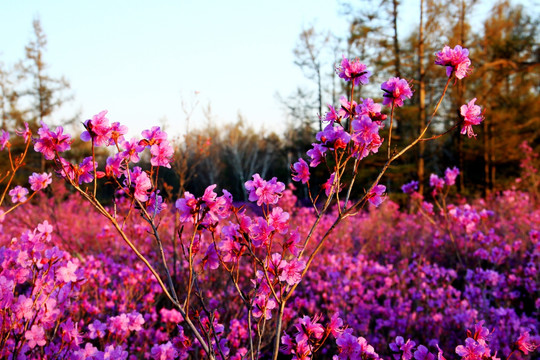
[0,45,538,359]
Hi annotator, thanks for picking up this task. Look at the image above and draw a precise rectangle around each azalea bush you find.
[0,45,538,360]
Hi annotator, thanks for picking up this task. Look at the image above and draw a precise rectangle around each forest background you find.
[1,0,538,203]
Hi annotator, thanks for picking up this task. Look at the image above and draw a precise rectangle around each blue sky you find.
[1,0,350,137]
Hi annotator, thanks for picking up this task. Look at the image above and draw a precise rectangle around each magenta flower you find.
[88,319,107,339]
[278,259,306,286]
[381,77,413,107]
[106,154,125,178]
[245,174,285,206]
[34,122,72,160]
[306,143,327,167]
[435,45,471,79]
[0,130,9,150]
[325,104,341,125]
[515,331,539,355]
[142,126,168,146]
[109,121,129,145]
[368,184,386,207]
[460,98,484,138]
[351,115,383,159]
[9,185,29,203]
[81,110,112,146]
[430,174,445,191]
[316,124,351,150]
[337,56,371,86]
[121,137,146,163]
[292,158,310,184]
[175,191,197,223]
[455,338,485,360]
[28,172,52,192]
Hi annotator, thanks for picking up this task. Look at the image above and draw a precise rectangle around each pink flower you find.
[16,122,32,143]
[381,77,413,107]
[109,121,129,145]
[430,174,445,191]
[337,56,371,86]
[28,172,52,191]
[515,331,539,355]
[368,184,386,207]
[444,167,460,186]
[121,137,145,163]
[56,260,78,283]
[460,98,483,138]
[81,110,112,146]
[150,140,174,168]
[9,185,29,203]
[245,174,285,206]
[34,122,72,160]
[142,126,168,146]
[127,167,152,202]
[435,45,471,79]
[25,324,46,349]
[325,104,341,125]
[278,259,306,286]
[292,158,310,184]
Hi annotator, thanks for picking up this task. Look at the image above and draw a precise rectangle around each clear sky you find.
[1,0,536,138]
[0,0,351,138]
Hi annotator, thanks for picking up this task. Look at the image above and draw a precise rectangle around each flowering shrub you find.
[0,45,538,360]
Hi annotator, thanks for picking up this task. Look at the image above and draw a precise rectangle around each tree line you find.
[1,1,538,203]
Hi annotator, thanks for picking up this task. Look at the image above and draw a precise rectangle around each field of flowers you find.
[0,45,538,359]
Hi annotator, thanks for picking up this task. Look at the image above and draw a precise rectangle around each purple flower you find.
[368,184,386,207]
[151,341,178,360]
[351,115,383,159]
[381,77,413,107]
[9,185,29,203]
[435,45,471,79]
[307,143,327,167]
[429,174,445,191]
[245,174,285,206]
[460,98,483,138]
[390,336,416,360]
[291,158,310,184]
[414,345,435,360]
[337,56,371,86]
[0,130,10,150]
[444,167,460,186]
[81,110,112,146]
[402,180,419,194]
[325,104,341,125]
[28,172,52,192]
[16,122,32,143]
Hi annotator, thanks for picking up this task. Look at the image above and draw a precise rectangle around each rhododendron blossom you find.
[435,45,471,79]
[460,98,484,138]
[381,77,413,107]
